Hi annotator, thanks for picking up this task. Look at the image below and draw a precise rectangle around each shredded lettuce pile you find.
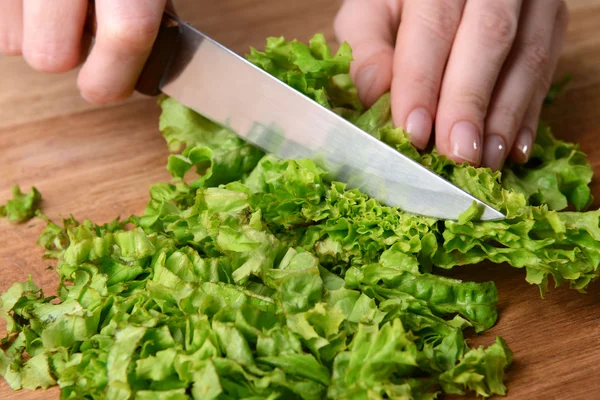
[1,34,597,399]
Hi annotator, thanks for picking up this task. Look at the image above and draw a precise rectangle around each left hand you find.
[334,0,568,171]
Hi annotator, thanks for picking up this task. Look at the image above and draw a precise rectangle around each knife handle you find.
[135,12,182,96]
[84,2,182,96]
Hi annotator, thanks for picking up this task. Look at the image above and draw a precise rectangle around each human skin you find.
[0,0,568,170]
[334,0,568,170]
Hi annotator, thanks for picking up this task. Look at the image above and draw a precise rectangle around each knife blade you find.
[136,14,505,221]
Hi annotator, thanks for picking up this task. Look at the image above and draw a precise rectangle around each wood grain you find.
[1,1,599,399]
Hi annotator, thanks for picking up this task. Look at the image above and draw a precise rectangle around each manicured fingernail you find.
[482,135,506,171]
[405,108,432,149]
[514,128,534,163]
[355,65,378,99]
[450,121,481,164]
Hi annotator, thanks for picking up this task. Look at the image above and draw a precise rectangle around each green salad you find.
[0,34,597,400]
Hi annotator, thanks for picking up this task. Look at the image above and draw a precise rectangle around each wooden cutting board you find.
[1,1,599,399]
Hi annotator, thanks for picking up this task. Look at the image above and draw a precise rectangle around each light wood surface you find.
[1,1,599,399]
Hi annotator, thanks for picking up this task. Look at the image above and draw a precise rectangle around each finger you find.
[21,0,88,72]
[510,1,569,163]
[166,0,176,13]
[77,0,167,104]
[483,0,565,170]
[435,0,522,165]
[0,0,23,55]
[334,0,401,107]
[391,0,465,149]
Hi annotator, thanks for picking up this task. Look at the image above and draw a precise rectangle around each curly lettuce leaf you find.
[0,183,508,398]
[439,337,513,397]
[356,93,593,215]
[1,185,41,223]
[159,97,265,188]
[329,320,511,399]
[246,34,363,118]
[240,143,598,296]
[1,33,597,400]
[502,122,593,211]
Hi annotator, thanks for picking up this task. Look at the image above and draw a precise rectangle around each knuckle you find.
[346,37,394,81]
[77,79,130,104]
[0,35,22,56]
[522,37,552,83]
[455,89,489,116]
[80,87,129,104]
[489,104,522,135]
[408,69,440,95]
[352,39,394,63]
[23,48,79,73]
[102,14,159,54]
[0,45,21,56]
[415,1,461,45]
[477,6,518,48]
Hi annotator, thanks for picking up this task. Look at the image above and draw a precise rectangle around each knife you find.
[134,12,505,221]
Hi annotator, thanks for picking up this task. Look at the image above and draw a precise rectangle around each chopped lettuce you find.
[1,34,596,399]
[502,122,594,211]
[0,198,510,398]
[0,185,41,223]
[246,34,363,118]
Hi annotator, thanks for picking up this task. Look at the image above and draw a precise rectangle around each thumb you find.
[334,0,400,107]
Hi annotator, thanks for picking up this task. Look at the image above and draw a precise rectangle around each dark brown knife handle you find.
[85,2,182,96]
[135,12,182,96]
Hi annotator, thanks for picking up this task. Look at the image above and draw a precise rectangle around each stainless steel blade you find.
[159,22,505,221]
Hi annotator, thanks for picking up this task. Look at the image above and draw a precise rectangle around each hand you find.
[335,0,568,170]
[0,0,174,104]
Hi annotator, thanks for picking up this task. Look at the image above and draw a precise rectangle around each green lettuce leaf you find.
[246,34,363,118]
[1,33,597,400]
[439,337,513,397]
[502,122,593,211]
[160,97,265,188]
[1,185,41,223]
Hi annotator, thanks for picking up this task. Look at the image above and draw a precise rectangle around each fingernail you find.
[514,128,534,163]
[405,108,432,149]
[482,135,506,171]
[355,65,378,100]
[450,121,481,164]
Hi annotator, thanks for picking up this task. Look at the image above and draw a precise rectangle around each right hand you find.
[0,0,175,104]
